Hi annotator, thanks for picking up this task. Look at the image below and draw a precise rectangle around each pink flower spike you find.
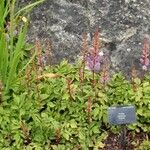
[140,58,144,64]
[144,58,150,66]
[85,47,103,72]
[140,37,150,70]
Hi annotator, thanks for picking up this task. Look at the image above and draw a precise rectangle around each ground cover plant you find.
[0,1,150,150]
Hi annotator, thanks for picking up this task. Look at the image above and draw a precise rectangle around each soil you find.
[102,131,150,150]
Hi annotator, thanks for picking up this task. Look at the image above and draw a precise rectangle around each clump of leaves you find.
[0,58,149,149]
[137,140,150,150]
[0,12,149,148]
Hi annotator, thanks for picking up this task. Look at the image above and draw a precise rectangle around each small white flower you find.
[99,51,104,56]
[142,65,147,71]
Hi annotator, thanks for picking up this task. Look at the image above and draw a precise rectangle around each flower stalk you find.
[79,32,88,90]
[86,30,101,87]
[140,37,149,74]
[36,39,44,73]
[131,64,138,92]
[45,39,53,66]
[87,96,92,123]
[66,78,74,100]
[101,57,110,87]
[55,128,61,144]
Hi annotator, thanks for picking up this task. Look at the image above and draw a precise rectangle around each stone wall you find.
[21,0,150,75]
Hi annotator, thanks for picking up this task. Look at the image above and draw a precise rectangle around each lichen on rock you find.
[21,0,150,74]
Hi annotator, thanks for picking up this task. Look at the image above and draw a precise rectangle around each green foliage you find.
[137,140,150,150]
[0,60,149,149]
[107,74,150,132]
[0,1,149,149]
[0,0,45,92]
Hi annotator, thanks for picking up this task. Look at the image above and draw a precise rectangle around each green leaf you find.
[133,78,141,85]
[93,107,99,118]
[92,125,100,134]
[142,81,149,87]
[0,107,4,114]
[62,93,70,100]
[70,120,77,128]
[48,102,55,108]
[78,131,85,140]
[137,109,143,116]
[41,94,49,100]
[63,132,70,140]
[94,142,105,149]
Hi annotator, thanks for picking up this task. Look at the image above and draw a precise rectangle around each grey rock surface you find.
[22,0,150,74]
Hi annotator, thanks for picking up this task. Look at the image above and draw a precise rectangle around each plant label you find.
[108,105,136,125]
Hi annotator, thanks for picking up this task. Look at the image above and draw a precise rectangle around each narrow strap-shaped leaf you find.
[15,0,45,18]
[6,22,28,91]
[0,33,8,85]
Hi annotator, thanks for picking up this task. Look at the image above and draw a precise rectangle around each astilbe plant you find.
[66,78,75,101]
[87,96,92,123]
[81,32,88,66]
[25,66,32,91]
[140,37,150,71]
[100,57,110,87]
[20,121,31,145]
[131,64,138,92]
[29,39,44,101]
[85,30,104,88]
[36,39,44,73]
[34,39,51,76]
[85,30,102,73]
[78,68,84,93]
[78,32,88,90]
[86,47,102,72]
[45,39,53,66]
[55,128,61,145]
